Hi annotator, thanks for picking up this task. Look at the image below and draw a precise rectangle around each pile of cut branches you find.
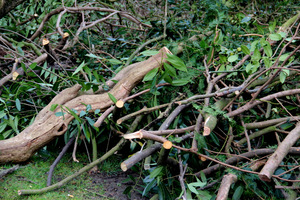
[0,1,299,199]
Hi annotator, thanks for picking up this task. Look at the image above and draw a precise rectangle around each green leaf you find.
[250,40,259,52]
[85,53,102,59]
[164,63,177,77]
[94,109,101,114]
[29,62,37,70]
[83,66,92,80]
[279,71,287,83]
[279,53,290,61]
[233,186,244,200]
[171,78,190,86]
[55,111,65,117]
[73,61,85,75]
[241,15,251,23]
[142,179,156,196]
[82,124,90,142]
[0,122,7,133]
[140,50,159,56]
[263,57,272,68]
[85,116,95,127]
[79,111,86,117]
[15,98,21,111]
[200,171,207,183]
[269,20,276,33]
[17,46,24,56]
[240,45,250,55]
[0,111,6,118]
[187,183,199,194]
[263,43,272,57]
[50,104,58,111]
[269,33,282,41]
[143,68,158,82]
[108,59,122,65]
[228,54,238,62]
[196,190,212,200]
[86,104,92,112]
[150,166,163,178]
[65,107,81,123]
[158,184,172,200]
[166,54,187,72]
[278,32,287,38]
[108,93,117,104]
[251,48,261,61]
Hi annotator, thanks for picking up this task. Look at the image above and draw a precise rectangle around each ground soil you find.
[89,170,150,200]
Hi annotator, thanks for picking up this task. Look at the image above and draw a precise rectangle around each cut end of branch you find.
[63,32,69,39]
[42,38,50,46]
[117,119,122,124]
[203,126,211,136]
[123,131,142,139]
[12,71,19,80]
[175,101,182,105]
[258,173,271,182]
[116,100,124,108]
[121,162,127,171]
[162,140,172,149]
[198,155,207,161]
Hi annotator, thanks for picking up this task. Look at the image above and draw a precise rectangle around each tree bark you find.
[0,0,27,19]
[0,47,171,163]
[259,122,300,181]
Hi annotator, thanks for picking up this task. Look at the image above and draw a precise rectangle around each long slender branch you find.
[227,89,300,117]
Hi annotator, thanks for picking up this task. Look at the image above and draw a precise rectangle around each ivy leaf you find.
[166,54,187,72]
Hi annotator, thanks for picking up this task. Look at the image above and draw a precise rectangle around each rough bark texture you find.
[0,47,171,163]
[0,0,27,18]
[216,173,237,200]
[258,122,300,181]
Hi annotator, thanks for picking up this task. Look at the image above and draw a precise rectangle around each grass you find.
[0,150,121,200]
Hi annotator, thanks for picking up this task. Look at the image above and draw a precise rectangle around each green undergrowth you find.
[0,151,122,200]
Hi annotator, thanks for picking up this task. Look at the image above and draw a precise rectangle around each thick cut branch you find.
[195,147,300,177]
[216,173,237,200]
[259,122,300,182]
[0,47,171,163]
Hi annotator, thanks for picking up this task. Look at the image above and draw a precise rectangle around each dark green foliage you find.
[0,0,299,199]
